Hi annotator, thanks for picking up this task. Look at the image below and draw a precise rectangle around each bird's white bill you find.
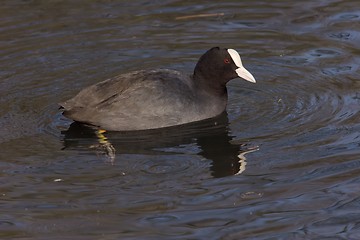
[235,67,256,83]
[227,49,256,83]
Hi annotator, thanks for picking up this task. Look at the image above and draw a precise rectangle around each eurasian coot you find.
[60,47,256,131]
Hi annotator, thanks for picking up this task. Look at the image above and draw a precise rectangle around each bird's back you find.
[60,69,218,131]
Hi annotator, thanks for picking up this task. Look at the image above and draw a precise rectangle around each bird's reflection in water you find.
[61,113,259,178]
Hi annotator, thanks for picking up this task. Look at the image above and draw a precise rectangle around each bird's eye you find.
[224,58,230,64]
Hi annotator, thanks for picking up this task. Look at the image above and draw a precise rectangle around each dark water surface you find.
[1,0,360,239]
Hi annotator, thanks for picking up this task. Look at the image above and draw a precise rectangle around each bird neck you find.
[192,70,227,97]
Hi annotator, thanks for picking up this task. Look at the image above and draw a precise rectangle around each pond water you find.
[1,0,360,239]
